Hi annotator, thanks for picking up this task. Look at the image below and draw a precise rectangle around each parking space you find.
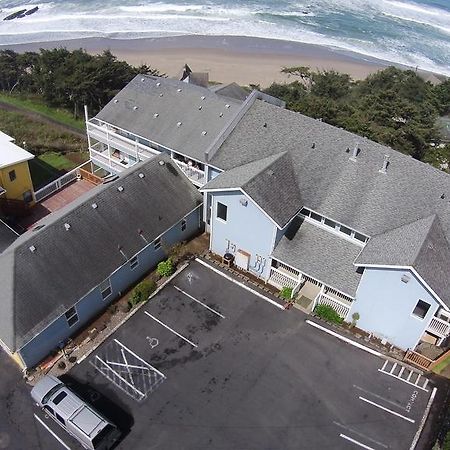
[69,261,436,449]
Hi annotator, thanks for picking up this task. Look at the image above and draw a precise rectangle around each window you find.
[8,170,16,182]
[324,218,336,229]
[354,232,367,243]
[300,208,310,217]
[65,307,78,327]
[154,238,161,250]
[310,211,321,222]
[100,279,112,300]
[55,412,65,426]
[44,405,54,416]
[181,219,187,231]
[217,202,227,222]
[129,255,139,270]
[52,392,67,405]
[412,300,431,319]
[339,225,352,236]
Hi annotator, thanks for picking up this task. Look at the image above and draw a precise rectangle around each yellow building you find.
[0,131,35,207]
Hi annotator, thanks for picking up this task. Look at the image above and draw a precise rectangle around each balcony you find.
[268,266,299,289]
[90,147,127,174]
[87,121,159,161]
[427,315,450,339]
[172,158,206,186]
[313,290,351,319]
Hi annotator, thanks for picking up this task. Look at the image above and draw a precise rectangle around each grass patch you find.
[432,354,450,375]
[39,152,79,171]
[0,93,84,130]
[0,109,86,155]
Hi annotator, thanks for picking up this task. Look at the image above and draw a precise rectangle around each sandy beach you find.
[0,35,397,87]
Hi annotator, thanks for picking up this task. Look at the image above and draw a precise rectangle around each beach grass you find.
[0,93,85,131]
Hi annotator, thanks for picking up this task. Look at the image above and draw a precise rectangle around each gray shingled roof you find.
[209,83,250,102]
[211,100,450,240]
[202,152,302,228]
[96,75,243,163]
[355,215,450,307]
[272,220,362,297]
[0,154,202,352]
[0,221,17,254]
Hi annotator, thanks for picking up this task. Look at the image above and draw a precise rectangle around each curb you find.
[76,262,189,365]
[195,257,284,310]
[306,319,383,357]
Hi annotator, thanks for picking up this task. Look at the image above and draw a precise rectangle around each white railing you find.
[90,148,125,173]
[173,159,206,186]
[87,121,158,160]
[268,267,299,289]
[34,162,88,202]
[275,261,301,279]
[427,316,450,337]
[314,292,351,319]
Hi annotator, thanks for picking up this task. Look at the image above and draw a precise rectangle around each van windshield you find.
[42,385,63,405]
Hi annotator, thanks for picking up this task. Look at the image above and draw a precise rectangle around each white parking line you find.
[34,413,72,450]
[144,311,198,348]
[173,285,225,319]
[334,422,388,448]
[340,434,375,450]
[354,385,407,411]
[359,396,415,423]
[195,258,285,310]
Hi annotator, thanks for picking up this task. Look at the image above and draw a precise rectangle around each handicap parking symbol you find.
[146,337,159,349]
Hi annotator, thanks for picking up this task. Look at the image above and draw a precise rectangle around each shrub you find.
[280,287,293,300]
[157,258,174,277]
[314,304,344,325]
[128,280,156,310]
[351,312,360,328]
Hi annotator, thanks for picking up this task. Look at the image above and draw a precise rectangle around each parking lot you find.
[17,260,435,449]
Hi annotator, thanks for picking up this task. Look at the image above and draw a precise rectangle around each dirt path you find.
[0,101,87,139]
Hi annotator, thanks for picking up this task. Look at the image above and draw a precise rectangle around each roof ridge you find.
[413,214,439,263]
[242,151,288,188]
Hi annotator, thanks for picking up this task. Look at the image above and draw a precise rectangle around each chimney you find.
[379,155,390,174]
[349,144,359,162]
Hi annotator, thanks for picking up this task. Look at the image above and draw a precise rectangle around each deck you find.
[19,179,96,230]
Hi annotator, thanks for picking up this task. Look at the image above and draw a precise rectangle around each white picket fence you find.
[314,292,351,319]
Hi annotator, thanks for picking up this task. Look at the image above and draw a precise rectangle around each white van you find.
[32,375,120,450]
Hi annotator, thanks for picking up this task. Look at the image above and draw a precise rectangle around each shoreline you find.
[0,35,444,87]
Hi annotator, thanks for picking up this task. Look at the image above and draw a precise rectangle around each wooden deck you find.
[19,179,96,230]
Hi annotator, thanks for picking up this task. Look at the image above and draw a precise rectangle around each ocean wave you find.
[0,0,448,76]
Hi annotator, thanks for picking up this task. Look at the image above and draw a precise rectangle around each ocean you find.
[0,0,449,76]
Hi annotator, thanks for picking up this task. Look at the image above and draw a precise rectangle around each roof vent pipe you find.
[349,144,359,162]
[379,155,390,174]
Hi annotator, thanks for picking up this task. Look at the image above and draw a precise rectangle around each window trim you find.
[64,306,78,327]
[129,255,139,270]
[411,299,431,320]
[100,279,112,300]
[216,202,228,223]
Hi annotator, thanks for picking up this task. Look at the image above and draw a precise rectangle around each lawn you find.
[0,93,85,131]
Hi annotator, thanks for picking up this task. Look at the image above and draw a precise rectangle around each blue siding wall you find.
[208,167,222,181]
[349,267,440,350]
[210,191,276,279]
[18,208,201,368]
